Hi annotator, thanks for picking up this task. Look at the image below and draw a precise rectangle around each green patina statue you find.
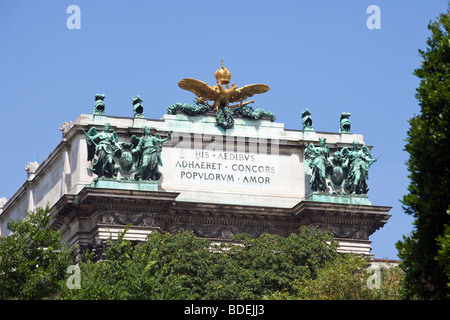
[132,95,144,118]
[86,123,172,182]
[328,150,348,194]
[341,141,377,195]
[305,139,378,196]
[301,108,314,131]
[86,122,120,178]
[94,94,106,115]
[339,112,351,133]
[305,137,330,192]
[167,101,275,131]
[131,126,172,181]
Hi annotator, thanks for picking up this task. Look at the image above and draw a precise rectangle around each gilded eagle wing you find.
[178,78,218,101]
[229,84,270,102]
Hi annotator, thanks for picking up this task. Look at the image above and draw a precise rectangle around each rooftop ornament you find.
[175,60,272,130]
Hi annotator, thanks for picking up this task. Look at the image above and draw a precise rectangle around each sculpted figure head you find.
[143,126,151,136]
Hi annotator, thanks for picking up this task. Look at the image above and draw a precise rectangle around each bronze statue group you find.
[85,123,172,182]
[305,138,378,195]
[84,122,377,195]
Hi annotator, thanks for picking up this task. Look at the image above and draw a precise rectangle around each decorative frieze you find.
[99,211,156,227]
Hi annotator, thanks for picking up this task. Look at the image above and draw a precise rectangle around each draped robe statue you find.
[132,126,172,181]
[341,141,377,195]
[86,122,120,178]
[305,137,330,192]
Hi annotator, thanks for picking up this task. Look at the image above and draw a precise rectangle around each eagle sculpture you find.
[178,61,270,111]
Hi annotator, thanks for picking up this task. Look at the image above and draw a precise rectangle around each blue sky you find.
[0,0,448,259]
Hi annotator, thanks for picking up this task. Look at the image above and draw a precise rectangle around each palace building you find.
[0,64,391,259]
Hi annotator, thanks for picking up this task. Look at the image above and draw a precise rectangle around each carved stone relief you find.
[99,210,156,227]
[315,224,369,240]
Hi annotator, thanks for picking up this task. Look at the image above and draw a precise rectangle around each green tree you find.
[203,226,339,299]
[0,206,72,299]
[436,213,450,294]
[137,229,217,299]
[277,254,404,300]
[57,225,189,299]
[396,7,450,299]
[56,226,341,300]
[55,226,404,300]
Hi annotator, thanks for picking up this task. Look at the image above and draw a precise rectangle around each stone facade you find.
[0,112,391,256]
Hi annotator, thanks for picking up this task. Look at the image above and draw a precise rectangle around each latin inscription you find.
[175,150,277,185]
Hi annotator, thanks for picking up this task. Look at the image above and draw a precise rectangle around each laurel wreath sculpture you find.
[167,101,275,131]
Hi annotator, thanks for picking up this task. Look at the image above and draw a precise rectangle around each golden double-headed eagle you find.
[178,60,270,111]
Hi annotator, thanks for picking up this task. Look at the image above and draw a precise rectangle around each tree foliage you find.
[396,6,450,299]
[56,226,340,300]
[0,207,72,299]
[270,254,404,300]
[202,227,339,299]
[1,208,404,300]
[56,225,402,300]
